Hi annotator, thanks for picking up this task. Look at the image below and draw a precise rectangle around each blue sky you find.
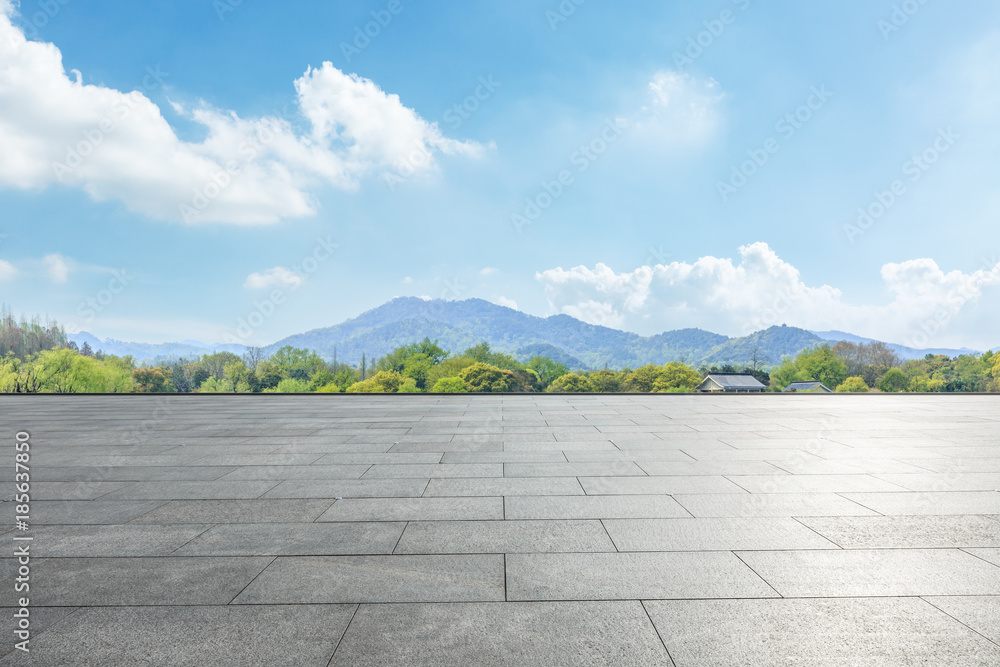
[1,0,998,350]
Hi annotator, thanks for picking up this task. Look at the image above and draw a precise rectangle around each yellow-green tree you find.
[836,376,869,393]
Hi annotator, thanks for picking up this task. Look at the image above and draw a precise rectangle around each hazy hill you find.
[265,297,823,369]
[810,330,978,361]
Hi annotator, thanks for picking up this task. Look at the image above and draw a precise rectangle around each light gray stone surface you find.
[3,393,998,665]
[329,602,673,667]
[645,597,1000,666]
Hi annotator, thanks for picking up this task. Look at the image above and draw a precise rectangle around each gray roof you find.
[701,374,766,390]
[782,381,832,392]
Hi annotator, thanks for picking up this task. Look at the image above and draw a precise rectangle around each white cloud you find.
[243,266,304,290]
[401,276,413,284]
[0,259,17,280]
[637,71,724,144]
[537,243,1000,349]
[0,7,485,225]
[495,296,518,310]
[480,267,498,276]
[43,253,69,283]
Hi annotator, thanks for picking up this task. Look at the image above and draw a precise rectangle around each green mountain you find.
[265,297,826,369]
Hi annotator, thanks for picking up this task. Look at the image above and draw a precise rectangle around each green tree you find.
[877,367,909,392]
[836,376,870,393]
[198,376,234,393]
[269,346,325,381]
[528,356,570,386]
[346,370,404,393]
[795,344,849,389]
[397,378,421,393]
[271,377,311,393]
[427,356,477,386]
[431,377,467,393]
[651,362,701,392]
[588,369,622,393]
[132,367,172,393]
[460,362,511,392]
[33,349,134,393]
[462,343,524,371]
[547,372,594,392]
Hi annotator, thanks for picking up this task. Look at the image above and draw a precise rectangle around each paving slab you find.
[504,494,692,519]
[645,597,1000,667]
[506,552,778,600]
[923,596,1000,644]
[0,605,356,666]
[172,521,406,556]
[671,492,877,517]
[579,476,747,495]
[261,478,428,498]
[328,602,673,667]
[233,555,505,604]
[797,515,1000,548]
[841,491,1000,515]
[736,548,1000,597]
[100,480,279,500]
[603,517,840,551]
[0,557,272,606]
[25,524,211,557]
[318,496,503,522]
[128,498,336,523]
[394,520,616,554]
[424,477,585,497]
[362,463,502,478]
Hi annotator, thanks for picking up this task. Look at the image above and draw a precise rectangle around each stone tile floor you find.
[0,394,998,665]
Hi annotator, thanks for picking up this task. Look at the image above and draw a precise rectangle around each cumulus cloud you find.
[0,6,485,224]
[43,253,69,283]
[495,296,518,310]
[243,267,304,290]
[0,259,17,280]
[537,243,1000,349]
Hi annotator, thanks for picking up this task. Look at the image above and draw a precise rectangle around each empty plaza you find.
[1,394,999,665]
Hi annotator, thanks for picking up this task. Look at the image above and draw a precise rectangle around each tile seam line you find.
[731,550,784,599]
[325,603,362,667]
[640,599,678,667]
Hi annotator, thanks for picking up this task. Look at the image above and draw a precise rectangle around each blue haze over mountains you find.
[69,297,987,368]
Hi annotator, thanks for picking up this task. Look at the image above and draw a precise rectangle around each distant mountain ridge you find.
[68,298,987,368]
[264,297,837,368]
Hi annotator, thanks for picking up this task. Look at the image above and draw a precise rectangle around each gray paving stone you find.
[262,478,428,498]
[506,552,778,600]
[579,476,748,495]
[872,473,1000,492]
[0,605,356,666]
[0,557,272,606]
[0,500,167,525]
[424,477,585,497]
[128,498,336,523]
[797,515,1000,549]
[504,462,648,477]
[318,497,503,522]
[767,459,934,475]
[30,466,238,482]
[233,555,505,604]
[645,597,1000,667]
[504,495,691,520]
[736,549,1000,597]
[25,482,132,501]
[441,451,567,463]
[28,524,210,557]
[967,548,1000,567]
[100,480,279,500]
[924,596,1000,644]
[900,458,1000,473]
[188,453,325,466]
[841,491,1000,515]
[173,521,405,556]
[312,452,443,464]
[672,493,878,517]
[603,517,839,551]
[395,520,616,554]
[727,474,914,493]
[328,601,673,667]
[362,463,502,478]
[638,461,785,476]
[215,464,371,481]
[564,450,696,462]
